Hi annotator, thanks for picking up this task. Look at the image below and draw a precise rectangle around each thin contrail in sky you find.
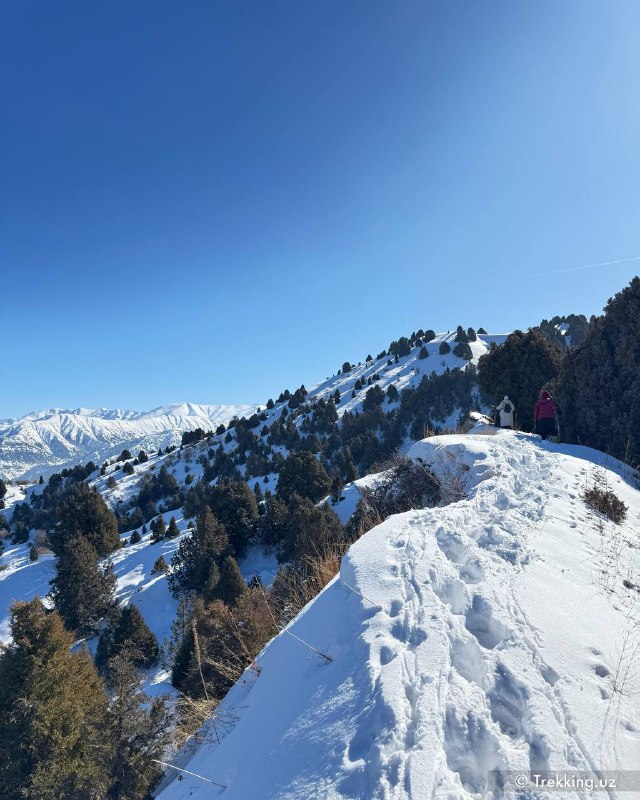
[512,255,640,282]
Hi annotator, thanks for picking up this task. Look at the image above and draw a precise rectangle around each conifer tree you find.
[151,555,169,575]
[167,516,180,538]
[51,482,120,556]
[209,480,258,556]
[105,650,169,800]
[50,535,116,635]
[97,605,159,670]
[276,451,331,504]
[439,341,451,355]
[130,529,142,544]
[150,515,166,542]
[29,543,38,561]
[0,599,112,800]
[168,507,229,596]
[215,556,246,606]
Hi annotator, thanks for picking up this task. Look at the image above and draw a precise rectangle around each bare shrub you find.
[582,485,628,524]
[33,529,52,553]
[269,546,343,626]
[348,454,441,540]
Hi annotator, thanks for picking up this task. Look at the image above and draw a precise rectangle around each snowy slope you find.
[0,332,505,482]
[156,432,640,799]
[0,403,257,481]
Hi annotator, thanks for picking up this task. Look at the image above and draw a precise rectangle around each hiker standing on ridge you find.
[495,395,515,429]
[534,390,560,439]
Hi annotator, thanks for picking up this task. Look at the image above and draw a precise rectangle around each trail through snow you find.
[157,432,640,799]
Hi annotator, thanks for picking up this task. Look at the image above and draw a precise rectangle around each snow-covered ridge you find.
[0,403,257,481]
[156,432,640,799]
[0,331,506,482]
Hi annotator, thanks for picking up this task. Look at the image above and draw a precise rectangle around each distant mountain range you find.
[0,403,257,481]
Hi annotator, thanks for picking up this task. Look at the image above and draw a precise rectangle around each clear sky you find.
[2,1,640,419]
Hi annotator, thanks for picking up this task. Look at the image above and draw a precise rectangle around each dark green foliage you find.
[387,384,399,402]
[277,451,331,504]
[137,450,148,463]
[12,520,29,544]
[129,529,141,544]
[51,482,120,556]
[277,494,344,562]
[342,361,352,373]
[418,345,429,359]
[167,516,180,538]
[50,535,116,635]
[478,329,563,432]
[209,480,259,556]
[363,384,385,411]
[467,327,477,342]
[453,341,473,360]
[181,428,210,446]
[0,479,6,501]
[96,605,159,670]
[29,544,38,561]
[439,341,451,355]
[266,398,275,409]
[257,496,290,549]
[104,651,170,800]
[168,507,229,596]
[119,450,132,462]
[477,327,487,334]
[215,556,246,606]
[123,462,134,476]
[389,337,411,357]
[135,465,179,511]
[150,515,166,542]
[151,555,169,574]
[424,330,436,342]
[557,279,640,466]
[0,600,112,800]
[455,325,468,343]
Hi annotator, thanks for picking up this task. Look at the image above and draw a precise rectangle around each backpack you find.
[503,402,512,414]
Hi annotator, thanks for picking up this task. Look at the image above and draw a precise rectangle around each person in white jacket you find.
[495,395,514,429]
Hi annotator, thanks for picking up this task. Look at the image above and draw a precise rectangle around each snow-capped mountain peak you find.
[0,403,258,481]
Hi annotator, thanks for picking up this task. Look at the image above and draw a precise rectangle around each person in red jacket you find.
[534,390,560,439]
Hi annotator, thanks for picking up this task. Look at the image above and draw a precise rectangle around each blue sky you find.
[2,1,640,418]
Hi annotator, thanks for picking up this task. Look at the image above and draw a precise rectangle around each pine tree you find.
[209,480,259,556]
[130,529,142,544]
[439,341,451,355]
[558,277,640,464]
[168,507,229,596]
[38,475,44,485]
[51,482,120,556]
[97,605,159,670]
[123,462,134,476]
[0,599,112,800]
[105,650,170,800]
[276,451,331,504]
[150,515,166,542]
[453,341,473,360]
[418,345,429,359]
[167,516,180,538]
[215,556,246,606]
[151,555,169,574]
[50,535,116,635]
[29,544,38,561]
